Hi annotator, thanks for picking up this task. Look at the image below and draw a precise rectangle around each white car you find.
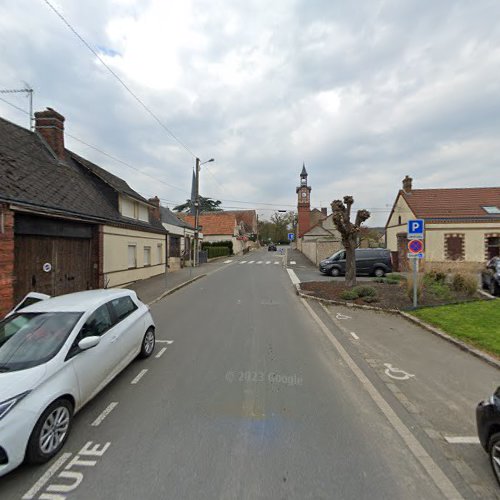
[0,289,155,477]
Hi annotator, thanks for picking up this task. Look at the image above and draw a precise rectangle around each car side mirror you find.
[78,336,100,351]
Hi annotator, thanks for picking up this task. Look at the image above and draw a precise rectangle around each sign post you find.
[408,219,425,308]
[288,233,295,242]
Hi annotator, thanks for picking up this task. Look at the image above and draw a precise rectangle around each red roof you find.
[402,187,500,219]
[179,213,237,235]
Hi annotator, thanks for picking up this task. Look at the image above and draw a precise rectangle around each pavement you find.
[0,247,497,499]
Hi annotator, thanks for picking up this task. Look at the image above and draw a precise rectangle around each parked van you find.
[319,248,392,277]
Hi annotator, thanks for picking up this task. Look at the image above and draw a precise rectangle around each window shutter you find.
[445,235,464,260]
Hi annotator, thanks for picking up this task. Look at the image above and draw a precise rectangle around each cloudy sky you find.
[1,0,499,226]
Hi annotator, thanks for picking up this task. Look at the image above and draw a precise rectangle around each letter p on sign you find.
[407,219,424,236]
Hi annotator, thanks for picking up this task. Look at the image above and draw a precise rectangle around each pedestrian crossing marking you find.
[290,261,296,265]
[248,261,255,263]
[257,261,263,264]
[224,260,233,264]
[266,261,271,264]
[274,261,280,265]
[240,261,247,264]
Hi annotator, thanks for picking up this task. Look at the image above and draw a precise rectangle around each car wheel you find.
[330,268,340,277]
[489,432,500,486]
[139,327,155,358]
[25,399,73,464]
[374,268,386,278]
[490,280,499,296]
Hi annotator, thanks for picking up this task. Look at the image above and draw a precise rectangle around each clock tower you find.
[296,163,312,237]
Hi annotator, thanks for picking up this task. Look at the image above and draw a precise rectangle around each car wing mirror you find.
[78,336,100,351]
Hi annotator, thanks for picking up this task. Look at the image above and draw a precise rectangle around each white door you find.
[68,303,123,405]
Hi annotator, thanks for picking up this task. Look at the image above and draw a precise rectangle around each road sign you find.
[407,252,424,259]
[408,239,424,254]
[288,233,295,241]
[408,219,424,238]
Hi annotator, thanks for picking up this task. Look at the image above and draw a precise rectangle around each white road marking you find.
[248,260,255,263]
[286,268,301,285]
[224,260,233,263]
[445,436,480,444]
[274,261,280,265]
[290,261,296,265]
[131,369,148,384]
[336,312,351,320]
[311,301,463,499]
[266,261,271,264]
[240,261,247,264]
[257,261,263,264]
[383,363,415,381]
[91,402,118,427]
[155,347,167,358]
[22,453,72,499]
[156,340,174,344]
[350,332,360,340]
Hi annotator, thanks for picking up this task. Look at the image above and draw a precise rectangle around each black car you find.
[319,248,392,277]
[481,257,500,296]
[268,244,277,251]
[477,387,500,485]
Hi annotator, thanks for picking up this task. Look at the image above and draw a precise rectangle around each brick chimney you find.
[35,108,66,160]
[321,207,327,217]
[148,196,161,222]
[402,175,413,194]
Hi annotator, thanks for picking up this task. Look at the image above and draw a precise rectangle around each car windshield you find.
[0,312,82,371]
[329,251,345,260]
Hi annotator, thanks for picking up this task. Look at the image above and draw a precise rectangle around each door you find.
[68,303,122,405]
[14,235,93,302]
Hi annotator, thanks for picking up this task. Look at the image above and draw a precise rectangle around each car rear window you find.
[110,296,138,323]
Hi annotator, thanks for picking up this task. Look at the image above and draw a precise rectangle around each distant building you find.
[386,176,500,271]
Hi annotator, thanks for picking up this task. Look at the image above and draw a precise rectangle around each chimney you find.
[402,175,413,193]
[35,108,66,160]
[321,207,327,216]
[148,196,161,222]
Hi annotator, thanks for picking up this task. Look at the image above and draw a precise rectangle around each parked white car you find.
[0,289,155,477]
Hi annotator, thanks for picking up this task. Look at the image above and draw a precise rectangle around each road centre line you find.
[309,301,462,499]
[131,369,148,385]
[91,402,118,427]
[350,332,360,340]
[444,436,480,444]
[22,453,72,499]
[155,347,167,358]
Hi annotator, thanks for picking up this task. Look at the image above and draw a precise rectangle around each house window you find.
[483,206,500,214]
[445,234,464,261]
[157,243,163,264]
[144,246,151,267]
[128,245,137,268]
[169,236,181,257]
[486,235,500,260]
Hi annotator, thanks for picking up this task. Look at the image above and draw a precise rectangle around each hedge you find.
[201,240,234,255]
[207,246,230,259]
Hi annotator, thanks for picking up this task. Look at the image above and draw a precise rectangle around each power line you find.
[41,0,196,159]
[0,95,28,115]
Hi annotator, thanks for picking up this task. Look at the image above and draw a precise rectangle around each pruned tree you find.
[331,196,371,287]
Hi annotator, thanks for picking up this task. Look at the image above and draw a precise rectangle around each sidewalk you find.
[128,266,207,305]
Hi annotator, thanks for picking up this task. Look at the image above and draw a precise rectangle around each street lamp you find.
[194,157,215,267]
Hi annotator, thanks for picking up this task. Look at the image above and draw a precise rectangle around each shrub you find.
[451,272,478,296]
[385,273,405,282]
[340,290,359,300]
[406,274,424,301]
[362,296,378,303]
[427,282,453,301]
[385,278,400,285]
[201,240,234,255]
[207,246,229,258]
[424,270,447,286]
[352,285,377,298]
[372,278,385,283]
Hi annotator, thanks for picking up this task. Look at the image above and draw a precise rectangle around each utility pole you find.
[194,157,200,267]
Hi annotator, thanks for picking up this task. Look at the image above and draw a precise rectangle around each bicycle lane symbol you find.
[383,363,415,381]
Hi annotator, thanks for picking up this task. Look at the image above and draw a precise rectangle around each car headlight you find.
[0,391,31,420]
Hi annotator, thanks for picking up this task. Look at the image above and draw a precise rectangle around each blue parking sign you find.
[408,219,424,236]
[288,233,295,241]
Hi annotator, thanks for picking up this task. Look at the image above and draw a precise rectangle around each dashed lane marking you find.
[224,260,233,263]
[257,261,263,264]
[155,347,167,358]
[131,369,148,385]
[240,261,247,264]
[22,453,72,499]
[91,402,118,427]
[445,436,480,444]
[350,332,360,340]
[266,261,271,264]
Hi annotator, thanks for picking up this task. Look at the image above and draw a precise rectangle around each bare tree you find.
[331,196,371,287]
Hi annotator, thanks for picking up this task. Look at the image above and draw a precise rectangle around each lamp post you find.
[194,157,214,267]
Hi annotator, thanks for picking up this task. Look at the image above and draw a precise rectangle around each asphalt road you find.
[0,248,480,499]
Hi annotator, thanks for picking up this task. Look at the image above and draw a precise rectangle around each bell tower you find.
[296,163,312,237]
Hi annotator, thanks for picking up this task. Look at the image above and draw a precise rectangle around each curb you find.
[296,283,500,370]
[148,274,207,306]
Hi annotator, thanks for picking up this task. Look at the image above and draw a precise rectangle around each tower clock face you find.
[301,191,307,198]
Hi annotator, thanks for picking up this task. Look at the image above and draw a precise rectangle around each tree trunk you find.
[345,239,357,287]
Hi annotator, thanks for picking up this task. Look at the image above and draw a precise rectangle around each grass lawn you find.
[411,300,500,357]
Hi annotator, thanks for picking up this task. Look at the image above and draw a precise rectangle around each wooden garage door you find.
[14,235,93,302]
